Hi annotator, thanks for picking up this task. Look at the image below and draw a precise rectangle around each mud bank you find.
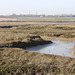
[0,36,52,49]
[41,35,75,41]
[72,46,75,55]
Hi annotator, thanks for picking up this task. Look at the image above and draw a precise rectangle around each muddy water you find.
[26,38,75,58]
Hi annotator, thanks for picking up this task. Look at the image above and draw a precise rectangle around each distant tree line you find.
[0,14,75,18]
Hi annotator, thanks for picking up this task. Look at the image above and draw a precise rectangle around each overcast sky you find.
[0,0,75,15]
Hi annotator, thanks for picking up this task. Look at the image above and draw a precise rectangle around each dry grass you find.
[0,48,75,75]
[0,22,75,75]
[0,18,17,21]
[73,46,75,55]
[8,22,75,39]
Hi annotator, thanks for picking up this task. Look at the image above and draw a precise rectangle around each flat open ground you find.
[1,16,75,22]
[0,22,75,75]
[17,16,75,22]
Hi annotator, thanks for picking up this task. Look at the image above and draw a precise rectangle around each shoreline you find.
[41,35,75,41]
[41,35,75,56]
[0,36,52,49]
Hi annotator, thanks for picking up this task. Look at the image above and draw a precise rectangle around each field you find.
[0,18,17,21]
[0,22,75,75]
[1,16,75,22]
[0,22,75,40]
[17,17,75,22]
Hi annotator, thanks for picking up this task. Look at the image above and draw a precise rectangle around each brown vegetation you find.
[72,46,75,55]
[0,22,75,75]
[0,35,52,49]
[0,48,75,75]
[0,18,17,21]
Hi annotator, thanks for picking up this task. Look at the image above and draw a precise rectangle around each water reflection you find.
[26,38,75,58]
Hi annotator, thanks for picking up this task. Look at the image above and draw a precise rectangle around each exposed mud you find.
[0,36,52,49]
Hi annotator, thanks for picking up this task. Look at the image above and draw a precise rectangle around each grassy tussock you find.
[0,48,75,75]
[0,35,52,49]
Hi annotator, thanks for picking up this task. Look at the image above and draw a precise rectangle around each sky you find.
[0,0,75,15]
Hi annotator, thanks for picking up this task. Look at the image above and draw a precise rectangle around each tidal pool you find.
[26,38,75,58]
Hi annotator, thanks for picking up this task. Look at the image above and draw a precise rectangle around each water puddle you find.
[26,38,75,58]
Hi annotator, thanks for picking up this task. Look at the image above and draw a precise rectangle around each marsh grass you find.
[0,22,75,75]
[0,48,75,75]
